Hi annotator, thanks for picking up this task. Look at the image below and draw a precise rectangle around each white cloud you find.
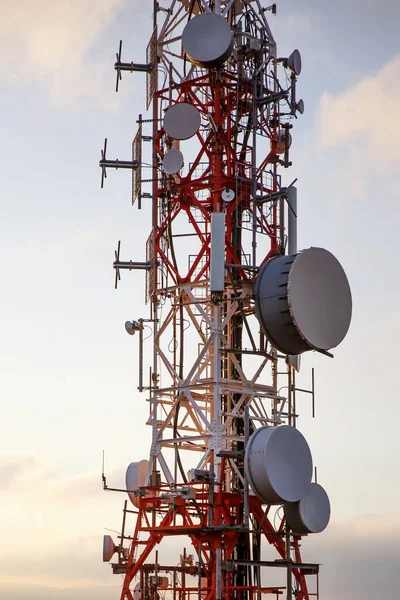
[307,516,400,600]
[0,0,127,107]
[0,453,124,541]
[317,55,400,174]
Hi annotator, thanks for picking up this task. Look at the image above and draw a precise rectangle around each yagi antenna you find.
[113,240,151,289]
[114,40,152,93]
[99,138,140,188]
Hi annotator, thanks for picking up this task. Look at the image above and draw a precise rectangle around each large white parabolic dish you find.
[284,483,331,534]
[182,13,233,68]
[254,247,352,355]
[244,425,313,504]
[126,459,148,507]
[164,102,201,141]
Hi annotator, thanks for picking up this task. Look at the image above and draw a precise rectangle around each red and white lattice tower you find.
[100,2,352,600]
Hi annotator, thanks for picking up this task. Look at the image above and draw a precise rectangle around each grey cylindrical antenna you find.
[287,186,297,255]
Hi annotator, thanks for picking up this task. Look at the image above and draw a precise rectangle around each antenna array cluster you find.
[98,3,352,600]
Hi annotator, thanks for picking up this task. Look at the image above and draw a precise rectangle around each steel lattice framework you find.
[100,2,319,600]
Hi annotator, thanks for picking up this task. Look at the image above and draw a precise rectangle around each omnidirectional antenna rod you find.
[114,40,152,92]
[99,138,139,188]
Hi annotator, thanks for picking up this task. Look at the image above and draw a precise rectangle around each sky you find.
[1,0,400,598]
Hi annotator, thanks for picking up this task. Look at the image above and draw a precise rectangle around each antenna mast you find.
[99,3,352,600]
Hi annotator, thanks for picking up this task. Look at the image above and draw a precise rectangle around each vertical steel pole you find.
[139,319,144,392]
[244,406,250,529]
[150,0,159,479]
[213,304,222,485]
[252,75,257,268]
[198,542,202,600]
[216,547,222,600]
[285,529,292,600]
[287,186,297,255]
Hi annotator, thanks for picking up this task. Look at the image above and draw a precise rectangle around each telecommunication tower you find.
[99,2,352,600]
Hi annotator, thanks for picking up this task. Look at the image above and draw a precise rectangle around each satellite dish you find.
[182,13,233,68]
[126,460,149,507]
[103,535,117,562]
[287,49,302,75]
[254,247,352,355]
[284,483,331,534]
[221,188,235,202]
[164,102,201,140]
[296,99,305,114]
[163,148,184,174]
[245,425,313,504]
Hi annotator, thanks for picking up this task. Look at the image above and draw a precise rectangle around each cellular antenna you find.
[99,138,139,189]
[114,40,152,93]
[97,2,352,599]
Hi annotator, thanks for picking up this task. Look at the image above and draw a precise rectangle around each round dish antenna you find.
[244,425,313,504]
[182,13,233,68]
[163,149,184,174]
[284,483,331,534]
[296,99,305,114]
[221,188,235,202]
[126,460,149,507]
[286,49,302,75]
[164,102,201,141]
[103,535,117,562]
[276,130,292,154]
[254,247,352,355]
[125,320,142,335]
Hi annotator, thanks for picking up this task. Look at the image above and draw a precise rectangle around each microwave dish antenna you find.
[163,102,201,140]
[284,483,331,534]
[103,535,117,562]
[245,425,313,504]
[182,12,233,68]
[126,460,148,507]
[221,188,235,202]
[296,98,305,114]
[285,49,302,75]
[255,247,352,355]
[163,148,184,174]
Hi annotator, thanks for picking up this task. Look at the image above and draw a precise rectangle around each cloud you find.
[306,516,400,600]
[0,582,120,600]
[0,0,127,107]
[0,455,39,490]
[317,55,400,175]
[46,219,115,257]
[1,512,400,599]
[0,453,122,503]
